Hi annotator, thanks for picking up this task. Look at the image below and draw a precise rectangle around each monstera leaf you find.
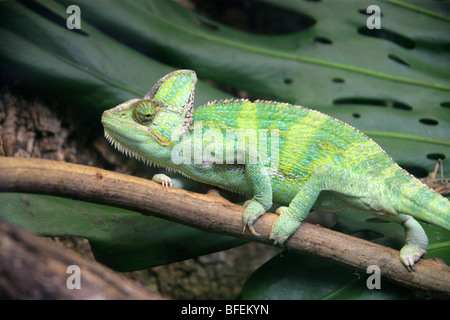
[0,0,228,113]
[239,250,416,300]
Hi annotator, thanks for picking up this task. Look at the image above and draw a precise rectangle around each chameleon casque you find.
[102,70,450,270]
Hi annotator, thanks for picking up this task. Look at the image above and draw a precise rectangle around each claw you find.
[242,221,261,236]
[161,179,172,191]
[275,206,288,216]
[270,235,288,247]
[248,223,261,236]
[401,256,415,272]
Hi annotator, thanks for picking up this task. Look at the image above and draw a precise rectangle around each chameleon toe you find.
[247,223,261,237]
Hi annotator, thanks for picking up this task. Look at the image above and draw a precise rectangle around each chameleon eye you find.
[132,101,156,125]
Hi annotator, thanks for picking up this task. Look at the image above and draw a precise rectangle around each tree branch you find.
[0,156,449,297]
[0,221,167,299]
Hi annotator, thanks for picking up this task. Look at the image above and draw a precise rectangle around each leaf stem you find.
[381,0,450,22]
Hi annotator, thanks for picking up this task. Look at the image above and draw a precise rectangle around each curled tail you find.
[395,172,450,231]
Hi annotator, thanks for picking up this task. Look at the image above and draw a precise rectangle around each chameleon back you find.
[193,99,396,179]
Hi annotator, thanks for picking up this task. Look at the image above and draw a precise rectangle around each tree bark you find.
[0,221,167,299]
[0,156,449,298]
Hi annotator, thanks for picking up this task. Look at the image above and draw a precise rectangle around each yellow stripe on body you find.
[237,101,259,129]
[234,101,260,165]
[279,111,328,179]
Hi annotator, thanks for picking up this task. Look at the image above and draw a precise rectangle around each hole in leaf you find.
[332,78,345,83]
[366,218,390,223]
[284,78,293,84]
[352,113,361,118]
[419,118,438,125]
[314,36,332,44]
[18,0,89,36]
[333,98,387,107]
[388,54,410,67]
[427,153,446,160]
[392,101,412,111]
[358,27,415,49]
[352,230,384,241]
[399,165,428,178]
[440,102,450,108]
[192,0,316,35]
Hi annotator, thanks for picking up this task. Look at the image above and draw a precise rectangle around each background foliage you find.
[0,0,449,299]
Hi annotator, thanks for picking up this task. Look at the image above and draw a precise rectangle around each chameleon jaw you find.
[104,129,154,166]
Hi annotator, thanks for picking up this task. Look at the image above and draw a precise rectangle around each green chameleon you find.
[102,70,449,270]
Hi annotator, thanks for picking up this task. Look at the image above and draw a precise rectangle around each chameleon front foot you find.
[152,173,172,190]
[242,200,266,236]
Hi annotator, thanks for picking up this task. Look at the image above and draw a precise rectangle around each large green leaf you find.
[0,193,246,271]
[239,250,419,300]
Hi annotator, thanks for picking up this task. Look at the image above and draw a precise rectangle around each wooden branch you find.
[0,221,167,299]
[0,156,449,297]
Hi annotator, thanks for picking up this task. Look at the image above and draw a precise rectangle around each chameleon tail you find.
[396,174,450,231]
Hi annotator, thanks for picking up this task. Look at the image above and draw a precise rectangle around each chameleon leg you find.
[381,213,428,271]
[242,163,273,236]
[269,179,322,245]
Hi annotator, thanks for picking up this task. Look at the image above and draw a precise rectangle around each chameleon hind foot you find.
[400,244,426,272]
[381,214,428,271]
[400,215,428,271]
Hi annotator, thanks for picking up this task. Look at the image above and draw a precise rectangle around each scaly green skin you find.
[102,70,450,270]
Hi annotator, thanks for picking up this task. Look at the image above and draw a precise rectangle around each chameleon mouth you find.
[104,130,248,196]
[104,129,154,166]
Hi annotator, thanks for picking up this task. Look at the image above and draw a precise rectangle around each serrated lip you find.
[103,129,154,166]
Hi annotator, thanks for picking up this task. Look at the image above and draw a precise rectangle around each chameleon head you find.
[101,69,197,166]
[101,98,170,164]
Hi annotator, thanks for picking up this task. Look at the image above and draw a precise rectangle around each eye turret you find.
[132,100,156,125]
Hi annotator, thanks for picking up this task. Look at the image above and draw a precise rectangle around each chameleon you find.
[102,70,450,271]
